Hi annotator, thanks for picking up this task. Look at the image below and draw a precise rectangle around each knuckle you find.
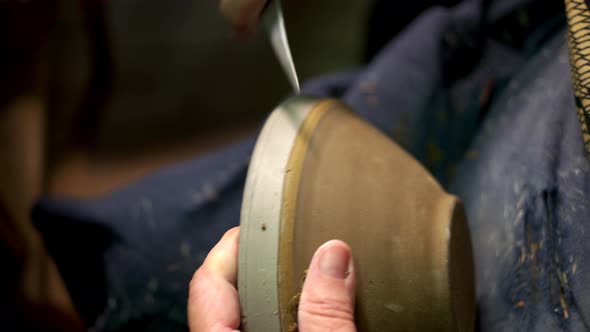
[224,0,262,31]
[299,295,354,323]
[188,267,210,300]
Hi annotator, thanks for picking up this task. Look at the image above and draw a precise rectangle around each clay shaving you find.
[287,269,308,332]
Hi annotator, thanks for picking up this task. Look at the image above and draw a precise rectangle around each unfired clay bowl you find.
[238,97,475,331]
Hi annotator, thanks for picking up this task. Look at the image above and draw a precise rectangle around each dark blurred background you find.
[46,0,372,198]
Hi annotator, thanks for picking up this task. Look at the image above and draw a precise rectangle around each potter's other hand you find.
[189,227,241,331]
[218,0,267,37]
[188,228,357,331]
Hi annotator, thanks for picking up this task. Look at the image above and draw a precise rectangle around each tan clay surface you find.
[277,100,475,331]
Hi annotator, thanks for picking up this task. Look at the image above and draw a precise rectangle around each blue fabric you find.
[450,35,590,331]
[34,139,254,331]
[33,0,590,331]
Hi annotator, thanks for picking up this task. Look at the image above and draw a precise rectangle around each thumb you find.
[298,240,356,332]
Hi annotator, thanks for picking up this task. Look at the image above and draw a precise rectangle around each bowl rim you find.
[238,96,321,331]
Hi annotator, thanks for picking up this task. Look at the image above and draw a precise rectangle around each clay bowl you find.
[238,97,475,331]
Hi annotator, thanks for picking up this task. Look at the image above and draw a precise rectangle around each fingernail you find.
[319,243,351,279]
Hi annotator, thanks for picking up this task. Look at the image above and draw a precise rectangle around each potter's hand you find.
[188,227,358,331]
[297,239,357,331]
[218,0,267,37]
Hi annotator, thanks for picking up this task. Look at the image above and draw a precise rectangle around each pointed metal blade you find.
[262,0,300,94]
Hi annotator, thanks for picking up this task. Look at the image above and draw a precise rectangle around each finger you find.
[188,227,241,332]
[298,240,357,332]
[219,0,267,37]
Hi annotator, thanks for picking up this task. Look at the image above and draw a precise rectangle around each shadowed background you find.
[47,0,371,198]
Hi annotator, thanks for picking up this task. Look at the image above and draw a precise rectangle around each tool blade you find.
[263,0,300,94]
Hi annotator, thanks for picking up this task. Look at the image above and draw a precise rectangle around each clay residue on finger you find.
[286,269,308,332]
